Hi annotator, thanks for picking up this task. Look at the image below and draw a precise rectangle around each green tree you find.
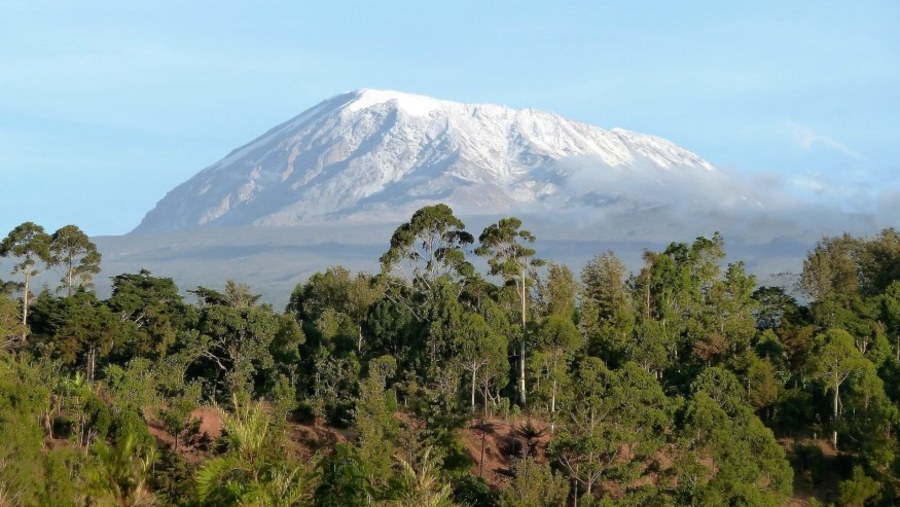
[315,443,371,507]
[287,266,382,354]
[157,381,202,453]
[807,328,870,450]
[702,261,757,358]
[353,356,399,491]
[0,293,26,350]
[532,314,582,429]
[107,269,191,360]
[638,235,727,371]
[536,262,578,321]
[475,216,542,405]
[54,292,122,382]
[549,359,672,502]
[801,234,861,328]
[380,204,474,294]
[0,222,52,343]
[451,311,507,415]
[676,392,793,506]
[192,290,281,399]
[580,251,635,366]
[858,227,900,296]
[499,458,569,507]
[690,366,748,415]
[838,465,881,507]
[841,359,897,467]
[269,314,306,385]
[50,224,101,296]
[386,447,459,507]
[0,356,73,505]
[103,359,161,416]
[752,285,802,330]
[880,280,900,361]
[192,280,262,309]
[744,353,781,417]
[307,351,360,424]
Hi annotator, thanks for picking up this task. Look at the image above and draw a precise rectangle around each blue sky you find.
[1,1,898,236]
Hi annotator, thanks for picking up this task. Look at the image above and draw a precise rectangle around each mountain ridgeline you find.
[134,89,719,233]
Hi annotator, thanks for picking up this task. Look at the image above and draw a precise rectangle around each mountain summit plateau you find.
[134,89,720,234]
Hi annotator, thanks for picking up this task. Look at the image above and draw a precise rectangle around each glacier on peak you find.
[343,88,447,117]
[133,89,725,234]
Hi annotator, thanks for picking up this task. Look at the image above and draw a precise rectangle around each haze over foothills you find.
[2,1,899,238]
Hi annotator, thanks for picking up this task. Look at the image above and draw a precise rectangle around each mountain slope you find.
[133,89,718,233]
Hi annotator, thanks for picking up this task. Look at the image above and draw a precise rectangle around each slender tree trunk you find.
[21,272,30,342]
[79,413,86,449]
[483,376,490,419]
[833,381,840,450]
[479,429,486,477]
[520,340,527,406]
[549,356,558,421]
[551,377,558,433]
[66,261,74,297]
[588,453,595,498]
[44,408,53,439]
[645,283,651,318]
[519,272,527,406]
[471,368,477,415]
[88,347,96,383]
[573,477,579,507]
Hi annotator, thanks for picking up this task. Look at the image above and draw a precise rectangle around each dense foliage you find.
[1,210,899,506]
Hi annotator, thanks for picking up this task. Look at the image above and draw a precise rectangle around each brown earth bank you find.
[143,404,351,464]
[135,407,844,506]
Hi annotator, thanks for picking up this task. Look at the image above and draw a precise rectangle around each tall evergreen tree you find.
[49,225,101,296]
[807,328,870,449]
[451,311,506,415]
[0,222,52,343]
[476,217,542,406]
[580,251,635,365]
[380,204,474,293]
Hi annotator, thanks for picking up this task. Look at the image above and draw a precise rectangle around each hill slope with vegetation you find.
[1,206,899,506]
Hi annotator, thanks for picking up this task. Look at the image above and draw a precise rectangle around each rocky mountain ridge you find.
[134,89,719,233]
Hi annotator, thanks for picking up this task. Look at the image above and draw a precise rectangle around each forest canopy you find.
[1,207,899,506]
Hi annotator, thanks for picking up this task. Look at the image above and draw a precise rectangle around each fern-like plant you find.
[388,447,460,507]
[195,395,312,506]
[88,430,157,507]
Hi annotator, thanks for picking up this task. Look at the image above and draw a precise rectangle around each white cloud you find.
[789,122,863,160]
[510,153,899,246]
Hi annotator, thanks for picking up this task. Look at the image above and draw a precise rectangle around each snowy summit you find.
[133,89,718,233]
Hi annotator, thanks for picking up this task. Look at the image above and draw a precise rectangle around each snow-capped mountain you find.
[133,89,722,233]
